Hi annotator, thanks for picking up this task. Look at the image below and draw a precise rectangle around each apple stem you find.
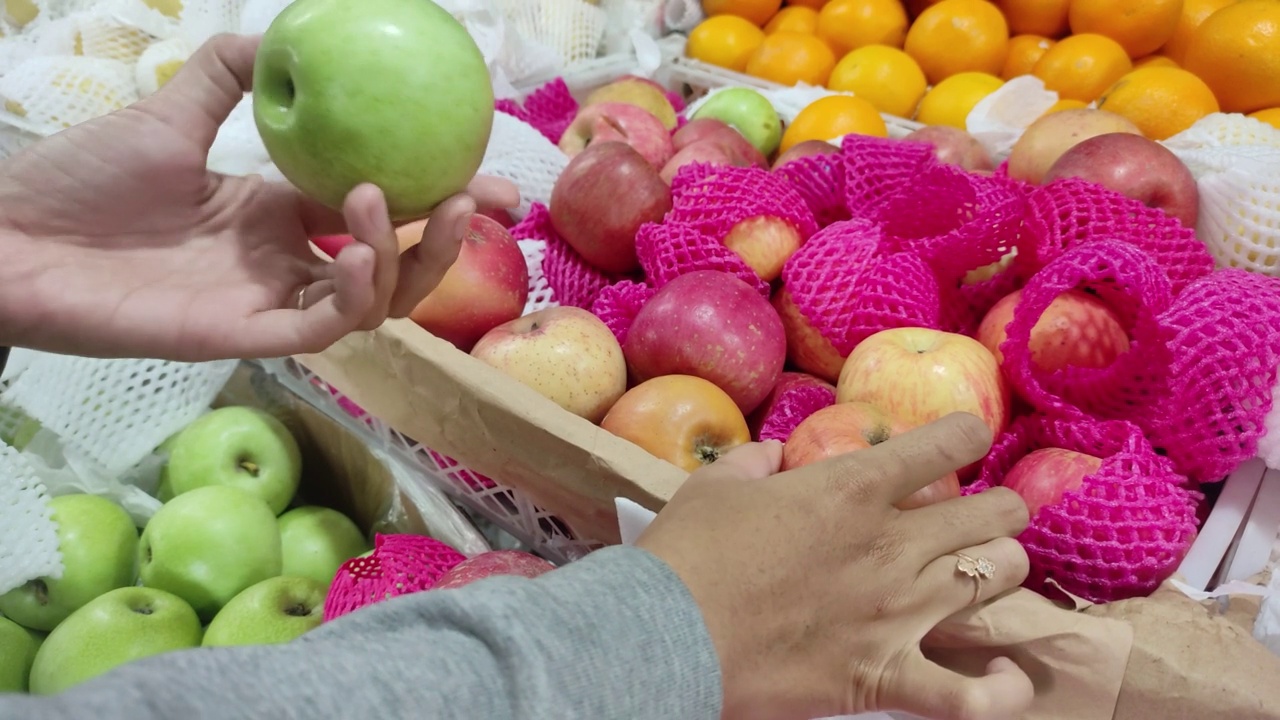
[28,578,48,605]
[286,604,313,618]
[132,605,154,616]
[238,460,260,477]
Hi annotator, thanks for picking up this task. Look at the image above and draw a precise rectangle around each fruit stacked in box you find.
[324,64,1280,612]
[0,404,552,696]
[684,0,1280,142]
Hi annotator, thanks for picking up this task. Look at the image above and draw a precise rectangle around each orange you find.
[904,0,1010,84]
[1183,0,1280,113]
[995,0,1071,38]
[1096,66,1221,140]
[784,0,830,8]
[1161,0,1238,64]
[780,94,888,152]
[702,0,783,26]
[828,44,928,117]
[1249,107,1280,129]
[816,0,909,56]
[764,5,819,33]
[1002,34,1055,79]
[1068,0,1183,59]
[1040,98,1089,116]
[1134,54,1179,69]
[915,71,1005,128]
[686,15,768,72]
[1031,33,1133,102]
[745,31,838,86]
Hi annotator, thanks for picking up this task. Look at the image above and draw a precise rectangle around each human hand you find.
[636,412,1034,720]
[0,33,518,362]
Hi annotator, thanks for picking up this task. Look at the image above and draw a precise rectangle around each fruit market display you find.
[685,0,1280,141]
[0,404,549,695]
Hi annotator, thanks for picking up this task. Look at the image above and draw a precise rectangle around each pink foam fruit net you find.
[495,76,687,147]
[323,534,467,622]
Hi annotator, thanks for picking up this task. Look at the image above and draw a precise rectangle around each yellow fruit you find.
[1183,0,1280,113]
[3,0,37,26]
[904,0,1010,84]
[764,5,819,33]
[1040,98,1089,116]
[1096,66,1221,140]
[745,31,837,86]
[1133,54,1180,69]
[1068,0,1184,59]
[1031,33,1133,103]
[816,0,909,55]
[915,71,1005,128]
[995,0,1071,38]
[687,15,768,72]
[1002,34,1055,79]
[702,0,784,26]
[1249,107,1280,129]
[1161,0,1238,64]
[785,0,830,8]
[780,94,887,153]
[827,44,927,118]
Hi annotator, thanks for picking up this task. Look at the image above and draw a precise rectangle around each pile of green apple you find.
[0,406,372,695]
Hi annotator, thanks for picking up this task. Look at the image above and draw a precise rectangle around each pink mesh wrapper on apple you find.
[780,218,943,355]
[1017,177,1213,293]
[591,280,656,346]
[1146,269,1280,483]
[754,384,836,443]
[840,134,938,220]
[965,414,1201,604]
[512,203,614,309]
[1001,241,1175,422]
[322,534,467,622]
[494,78,579,145]
[634,221,770,297]
[773,151,851,228]
[666,163,820,243]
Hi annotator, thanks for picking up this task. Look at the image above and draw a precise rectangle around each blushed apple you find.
[310,226,419,261]
[405,213,530,352]
[278,505,371,586]
[583,77,679,130]
[549,141,672,274]
[624,270,787,415]
[558,102,675,169]
[253,0,494,221]
[201,576,326,647]
[1006,108,1142,185]
[836,327,1012,444]
[902,125,995,172]
[691,87,783,158]
[723,216,804,282]
[1041,132,1200,229]
[432,550,556,590]
[747,371,836,439]
[164,406,302,515]
[1001,447,1103,515]
[471,306,628,424]
[601,374,751,472]
[672,118,768,167]
[782,402,961,509]
[770,139,840,171]
[772,288,847,383]
[0,493,139,632]
[961,248,1018,286]
[479,207,515,229]
[976,289,1130,372]
[660,141,754,185]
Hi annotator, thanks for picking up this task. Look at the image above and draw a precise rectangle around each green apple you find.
[28,586,201,695]
[153,431,181,502]
[201,576,325,647]
[0,493,139,632]
[164,406,302,515]
[278,506,370,586]
[0,616,42,692]
[691,87,783,158]
[252,0,495,222]
[138,485,283,622]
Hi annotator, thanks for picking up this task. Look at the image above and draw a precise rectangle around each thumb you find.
[138,33,261,150]
[695,441,783,484]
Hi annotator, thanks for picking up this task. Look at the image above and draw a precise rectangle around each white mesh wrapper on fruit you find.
[521,238,557,314]
[0,55,138,130]
[599,0,664,58]
[1164,113,1280,177]
[499,0,607,70]
[967,75,1058,162]
[479,109,569,219]
[661,0,704,32]
[0,443,62,596]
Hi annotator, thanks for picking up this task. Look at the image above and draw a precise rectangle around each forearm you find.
[1,546,723,720]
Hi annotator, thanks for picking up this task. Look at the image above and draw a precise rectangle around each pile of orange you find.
[688,0,1280,142]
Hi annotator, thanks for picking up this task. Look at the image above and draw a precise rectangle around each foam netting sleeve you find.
[965,414,1202,604]
[323,533,467,622]
[1016,177,1214,294]
[0,443,62,595]
[772,150,851,229]
[999,241,1176,424]
[753,375,836,444]
[635,219,770,297]
[841,133,940,221]
[666,163,820,243]
[495,77,580,146]
[590,279,655,346]
[779,218,943,357]
[511,202,614,310]
[1174,143,1280,276]
[478,110,570,221]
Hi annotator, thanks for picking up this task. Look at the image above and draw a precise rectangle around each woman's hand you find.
[637,412,1034,720]
[0,33,518,362]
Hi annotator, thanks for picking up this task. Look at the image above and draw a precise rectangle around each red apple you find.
[311,234,352,259]
[782,402,961,509]
[549,141,673,274]
[660,141,753,184]
[624,270,786,415]
[471,306,628,424]
[772,288,846,383]
[407,214,530,351]
[723,216,803,282]
[672,117,768,167]
[583,77,679,131]
[478,207,515,229]
[1001,447,1103,516]
[836,327,1012,444]
[558,102,675,169]
[747,371,835,438]
[311,224,428,260]
[976,289,1131,372]
[902,126,995,172]
[1041,132,1200,229]
[770,139,840,171]
[600,374,751,472]
[1006,108,1142,185]
[431,550,556,590]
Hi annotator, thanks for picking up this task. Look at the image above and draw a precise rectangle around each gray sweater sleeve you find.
[2,545,723,720]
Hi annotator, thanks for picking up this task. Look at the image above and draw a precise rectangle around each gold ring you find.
[296,285,308,311]
[955,553,996,604]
